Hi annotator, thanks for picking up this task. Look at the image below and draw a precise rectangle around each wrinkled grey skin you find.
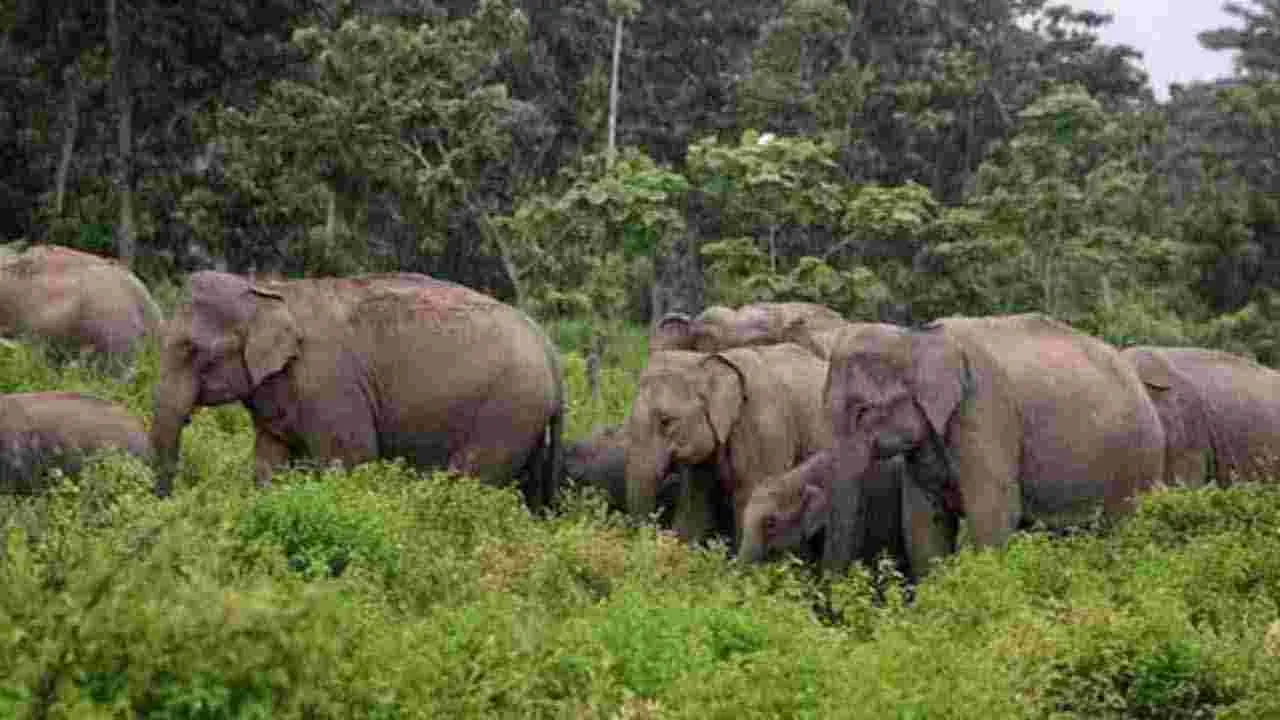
[743,314,1166,579]
[0,243,163,355]
[624,343,833,549]
[648,303,846,354]
[1122,346,1280,487]
[151,271,564,509]
[0,391,151,493]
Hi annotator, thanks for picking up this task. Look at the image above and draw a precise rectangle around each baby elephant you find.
[564,425,628,510]
[0,391,151,493]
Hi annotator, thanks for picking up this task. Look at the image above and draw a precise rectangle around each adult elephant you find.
[0,243,163,355]
[624,343,834,547]
[1,391,151,493]
[150,271,564,508]
[738,314,1165,578]
[648,302,846,353]
[1122,346,1280,487]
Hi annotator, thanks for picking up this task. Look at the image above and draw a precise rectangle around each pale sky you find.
[1064,1,1239,100]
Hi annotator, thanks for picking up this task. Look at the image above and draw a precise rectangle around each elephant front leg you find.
[901,478,958,581]
[253,425,291,489]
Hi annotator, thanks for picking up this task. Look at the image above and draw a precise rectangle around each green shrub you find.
[238,477,400,580]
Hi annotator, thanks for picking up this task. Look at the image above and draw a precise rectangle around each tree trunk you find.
[53,68,81,217]
[649,191,709,320]
[325,185,339,246]
[477,214,524,307]
[108,0,136,265]
[606,15,624,165]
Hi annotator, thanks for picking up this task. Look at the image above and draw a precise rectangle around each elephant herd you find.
[572,303,1280,579]
[0,245,564,506]
[5,242,1280,580]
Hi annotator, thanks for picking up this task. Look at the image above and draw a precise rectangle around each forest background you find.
[7,0,1280,361]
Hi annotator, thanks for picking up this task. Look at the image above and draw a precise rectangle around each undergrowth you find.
[0,327,1278,718]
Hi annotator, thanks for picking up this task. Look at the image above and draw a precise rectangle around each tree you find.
[185,0,527,274]
[961,83,1197,339]
[497,147,688,321]
[1200,0,1280,79]
[605,0,641,167]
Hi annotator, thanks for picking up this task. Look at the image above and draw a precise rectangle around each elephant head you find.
[737,450,834,563]
[151,271,301,496]
[623,350,753,522]
[751,323,968,554]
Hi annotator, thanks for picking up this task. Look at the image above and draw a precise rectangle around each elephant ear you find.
[909,328,967,437]
[244,286,300,387]
[651,313,693,351]
[1128,350,1173,390]
[698,350,752,444]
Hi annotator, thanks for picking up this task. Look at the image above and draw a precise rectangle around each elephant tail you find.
[542,404,565,510]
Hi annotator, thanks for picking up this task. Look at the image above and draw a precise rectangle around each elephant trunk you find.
[822,435,874,574]
[625,440,672,519]
[150,370,198,498]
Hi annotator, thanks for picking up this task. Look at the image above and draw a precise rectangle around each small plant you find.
[238,478,400,580]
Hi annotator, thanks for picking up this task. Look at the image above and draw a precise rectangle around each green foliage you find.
[4,344,1280,717]
[498,148,688,320]
[239,475,401,580]
[181,1,526,271]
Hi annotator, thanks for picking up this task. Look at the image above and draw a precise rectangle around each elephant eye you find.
[850,403,871,425]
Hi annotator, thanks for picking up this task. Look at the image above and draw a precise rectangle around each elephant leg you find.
[951,437,1022,550]
[901,478,958,580]
[671,467,718,544]
[447,397,541,492]
[254,426,291,489]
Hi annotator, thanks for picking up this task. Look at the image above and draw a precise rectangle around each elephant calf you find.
[1123,346,1280,487]
[564,424,627,510]
[0,391,151,493]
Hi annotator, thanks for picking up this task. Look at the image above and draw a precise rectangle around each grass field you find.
[2,324,1280,718]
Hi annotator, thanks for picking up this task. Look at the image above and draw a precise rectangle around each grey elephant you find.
[563,423,687,523]
[739,314,1166,578]
[738,449,909,574]
[150,271,564,508]
[624,343,835,547]
[0,243,163,355]
[564,424,627,510]
[1122,346,1280,487]
[648,302,846,354]
[0,391,151,493]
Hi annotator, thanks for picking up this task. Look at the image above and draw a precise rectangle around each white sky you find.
[1063,0,1239,99]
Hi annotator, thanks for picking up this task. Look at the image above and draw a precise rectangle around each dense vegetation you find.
[8,0,1280,716]
[4,0,1280,356]
[3,337,1280,718]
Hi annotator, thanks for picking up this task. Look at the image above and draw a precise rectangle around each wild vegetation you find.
[2,337,1280,718]
[8,0,1280,716]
